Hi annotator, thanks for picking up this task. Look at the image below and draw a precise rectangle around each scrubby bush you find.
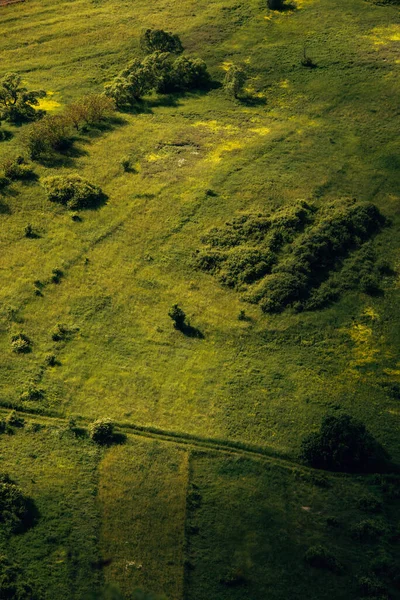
[223,64,247,99]
[300,413,389,473]
[24,114,73,159]
[0,474,35,533]
[168,304,187,330]
[351,519,387,541]
[51,323,70,341]
[65,94,115,131]
[267,0,288,9]
[357,494,383,513]
[219,248,275,287]
[304,545,343,573]
[6,411,24,428]
[11,334,32,354]
[357,575,387,597]
[104,58,155,107]
[20,384,44,402]
[140,29,183,55]
[0,555,37,599]
[50,268,64,284]
[89,418,115,445]
[169,56,211,92]
[0,73,46,123]
[2,156,35,181]
[42,174,104,210]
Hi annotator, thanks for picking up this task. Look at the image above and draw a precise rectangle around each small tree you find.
[24,114,73,159]
[267,0,286,9]
[0,73,46,123]
[140,29,184,55]
[104,59,155,107]
[89,418,115,445]
[168,304,187,330]
[65,94,115,131]
[223,65,247,99]
[300,413,389,473]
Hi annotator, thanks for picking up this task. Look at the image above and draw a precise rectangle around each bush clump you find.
[65,94,115,131]
[168,304,187,330]
[24,114,73,159]
[11,334,32,354]
[0,474,35,534]
[351,519,388,541]
[140,29,184,55]
[51,323,71,341]
[42,174,104,210]
[0,555,37,600]
[304,545,343,573]
[2,156,35,181]
[300,413,389,473]
[223,64,247,99]
[89,418,115,445]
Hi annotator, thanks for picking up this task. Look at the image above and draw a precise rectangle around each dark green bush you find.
[357,575,387,597]
[140,29,183,55]
[0,474,35,534]
[89,418,115,445]
[168,304,187,330]
[357,494,383,513]
[42,174,104,210]
[5,411,24,428]
[65,94,115,131]
[351,519,387,541]
[20,384,44,402]
[51,323,70,341]
[304,545,343,573]
[223,65,247,99]
[219,248,276,287]
[50,268,64,284]
[0,555,37,599]
[11,334,32,354]
[300,413,389,473]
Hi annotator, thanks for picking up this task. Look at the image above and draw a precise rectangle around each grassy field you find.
[0,0,399,597]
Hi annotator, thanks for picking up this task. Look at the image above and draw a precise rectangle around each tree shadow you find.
[239,94,267,107]
[37,145,88,168]
[179,323,205,339]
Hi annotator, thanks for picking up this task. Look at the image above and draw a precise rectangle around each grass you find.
[0,0,399,597]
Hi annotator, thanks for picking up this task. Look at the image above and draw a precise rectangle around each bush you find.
[2,156,35,181]
[223,65,247,99]
[351,519,387,541]
[304,545,343,573]
[300,413,389,473]
[0,555,37,599]
[170,56,211,92]
[65,94,115,131]
[104,58,155,107]
[267,0,287,9]
[24,114,73,159]
[89,418,115,445]
[0,73,46,123]
[0,474,35,534]
[5,411,24,428]
[42,174,104,210]
[357,494,383,513]
[140,29,183,55]
[168,304,187,330]
[51,323,70,341]
[357,576,387,597]
[11,334,32,354]
[20,384,44,402]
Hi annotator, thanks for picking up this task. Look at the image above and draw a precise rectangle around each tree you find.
[171,56,211,92]
[267,0,287,9]
[300,413,389,472]
[0,73,46,123]
[65,94,115,131]
[140,29,183,55]
[104,59,155,107]
[89,419,115,445]
[168,304,187,330]
[23,114,73,159]
[223,65,247,99]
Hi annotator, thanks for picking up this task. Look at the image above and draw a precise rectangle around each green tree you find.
[104,59,155,107]
[223,65,247,99]
[140,29,183,55]
[0,73,46,123]
[168,304,187,330]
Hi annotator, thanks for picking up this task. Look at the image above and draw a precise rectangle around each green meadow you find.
[0,0,399,597]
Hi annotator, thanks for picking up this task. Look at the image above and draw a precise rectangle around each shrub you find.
[304,545,343,573]
[0,555,37,600]
[223,65,247,99]
[140,29,184,55]
[267,0,287,9]
[168,304,187,330]
[89,418,115,445]
[5,411,24,428]
[104,59,155,107]
[0,474,35,533]
[44,353,57,367]
[351,519,387,541]
[2,157,35,181]
[51,323,70,341]
[170,56,211,92]
[42,174,104,210]
[0,73,46,123]
[357,494,383,513]
[11,334,32,354]
[50,268,64,284]
[20,384,44,402]
[65,94,115,131]
[357,575,387,597]
[24,114,73,159]
[300,413,389,473]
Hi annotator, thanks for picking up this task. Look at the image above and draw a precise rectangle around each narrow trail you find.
[0,404,300,469]
[0,0,25,6]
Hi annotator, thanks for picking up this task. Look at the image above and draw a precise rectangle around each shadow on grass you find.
[0,199,11,214]
[179,323,205,339]
[239,93,267,107]
[37,145,88,168]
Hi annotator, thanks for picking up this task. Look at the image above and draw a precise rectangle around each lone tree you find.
[168,304,187,330]
[223,65,247,99]
[89,418,115,445]
[300,413,389,473]
[140,29,184,55]
[0,73,46,123]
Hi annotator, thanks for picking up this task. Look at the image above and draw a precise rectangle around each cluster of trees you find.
[0,73,45,124]
[42,174,105,210]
